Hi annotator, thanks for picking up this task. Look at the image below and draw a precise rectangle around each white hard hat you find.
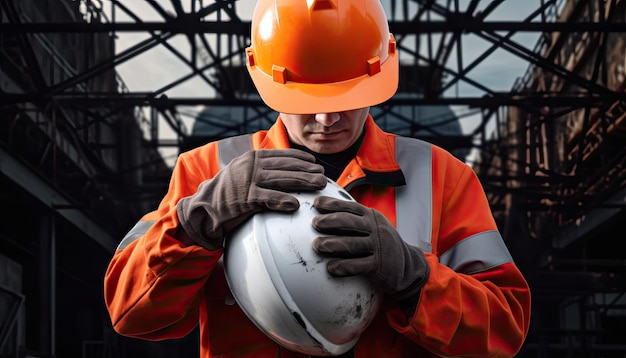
[224,178,382,356]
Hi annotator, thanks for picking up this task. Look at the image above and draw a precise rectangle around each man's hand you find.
[177,149,327,250]
[311,196,429,302]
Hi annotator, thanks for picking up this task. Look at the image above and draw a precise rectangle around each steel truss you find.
[1,0,626,357]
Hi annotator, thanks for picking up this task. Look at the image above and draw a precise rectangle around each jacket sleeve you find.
[104,145,222,340]
[388,148,532,357]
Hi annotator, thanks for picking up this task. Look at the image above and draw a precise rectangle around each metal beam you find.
[1,21,626,34]
[550,187,626,251]
[1,93,620,108]
[0,147,118,253]
[528,271,626,296]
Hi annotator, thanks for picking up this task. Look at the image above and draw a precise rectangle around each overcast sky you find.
[110,0,547,97]
[102,0,555,164]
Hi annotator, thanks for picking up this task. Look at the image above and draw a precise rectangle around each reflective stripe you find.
[115,135,253,251]
[116,134,513,275]
[394,137,433,253]
[439,230,513,274]
[117,221,154,250]
[218,135,253,169]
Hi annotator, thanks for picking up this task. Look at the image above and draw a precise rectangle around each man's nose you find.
[314,113,341,127]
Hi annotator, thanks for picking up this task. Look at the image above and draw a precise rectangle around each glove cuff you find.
[392,246,430,316]
[176,197,224,251]
[393,263,429,301]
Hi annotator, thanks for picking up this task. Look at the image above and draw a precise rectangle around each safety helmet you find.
[245,0,399,114]
[224,178,382,356]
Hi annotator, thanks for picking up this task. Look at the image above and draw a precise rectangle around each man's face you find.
[280,107,369,154]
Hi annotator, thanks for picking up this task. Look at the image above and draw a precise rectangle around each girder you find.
[1,1,626,355]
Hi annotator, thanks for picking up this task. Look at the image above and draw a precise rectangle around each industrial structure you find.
[0,0,624,357]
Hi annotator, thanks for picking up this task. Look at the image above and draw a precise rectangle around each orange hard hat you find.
[246,0,399,114]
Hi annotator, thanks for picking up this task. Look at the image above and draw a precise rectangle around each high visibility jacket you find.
[104,115,531,357]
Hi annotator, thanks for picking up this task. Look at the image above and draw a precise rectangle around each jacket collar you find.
[260,114,405,187]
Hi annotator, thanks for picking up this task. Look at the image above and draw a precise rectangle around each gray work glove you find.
[311,196,430,304]
[177,149,327,250]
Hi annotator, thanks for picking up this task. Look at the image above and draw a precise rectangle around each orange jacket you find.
[104,116,531,357]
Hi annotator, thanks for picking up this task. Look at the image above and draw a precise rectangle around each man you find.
[104,0,531,356]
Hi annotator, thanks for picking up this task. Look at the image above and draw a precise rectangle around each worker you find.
[104,0,531,356]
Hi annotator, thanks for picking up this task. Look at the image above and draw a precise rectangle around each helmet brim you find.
[247,52,399,114]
